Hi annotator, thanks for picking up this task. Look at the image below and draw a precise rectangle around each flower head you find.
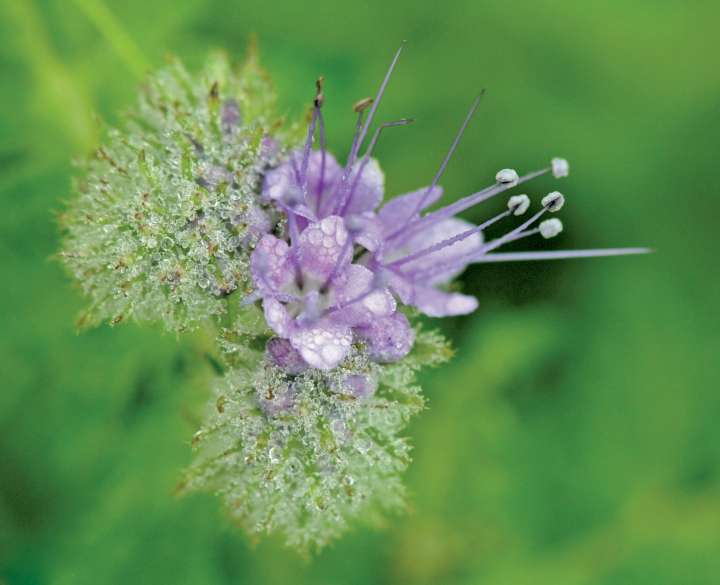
[253,46,648,367]
[60,44,649,554]
[250,215,404,369]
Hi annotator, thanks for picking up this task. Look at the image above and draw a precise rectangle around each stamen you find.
[348,110,365,162]
[472,248,651,262]
[286,211,301,246]
[495,168,519,186]
[324,108,366,218]
[539,218,563,238]
[314,76,325,108]
[331,45,405,217]
[385,166,551,246]
[297,77,326,190]
[337,118,414,215]
[353,97,374,113]
[298,108,318,188]
[552,157,570,178]
[387,207,512,269]
[508,194,530,216]
[541,191,565,212]
[476,203,551,256]
[323,279,379,319]
[314,78,330,210]
[399,198,556,282]
[497,227,540,245]
[316,109,328,198]
[400,92,485,226]
[352,42,405,162]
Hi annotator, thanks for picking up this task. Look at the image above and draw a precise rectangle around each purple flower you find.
[256,378,298,417]
[251,215,408,370]
[331,373,378,399]
[355,312,416,363]
[253,45,648,371]
[266,337,308,374]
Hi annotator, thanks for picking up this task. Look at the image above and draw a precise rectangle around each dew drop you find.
[268,446,280,464]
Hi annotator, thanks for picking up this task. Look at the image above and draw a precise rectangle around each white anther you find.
[539,218,563,239]
[542,191,565,212]
[507,194,530,216]
[552,157,570,178]
[496,168,519,186]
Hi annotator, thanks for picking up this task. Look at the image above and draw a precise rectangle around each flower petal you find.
[251,234,294,295]
[262,152,317,220]
[263,298,294,337]
[331,373,378,399]
[377,185,443,234]
[408,285,478,317]
[297,216,352,283]
[290,322,353,370]
[302,150,343,216]
[345,212,383,252]
[343,158,385,215]
[388,217,483,285]
[332,264,396,326]
[262,156,299,204]
[266,337,308,374]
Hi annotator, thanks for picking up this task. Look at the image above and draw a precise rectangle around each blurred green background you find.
[1,0,718,583]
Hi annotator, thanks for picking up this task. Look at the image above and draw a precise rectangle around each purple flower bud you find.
[332,373,378,399]
[266,337,308,374]
[221,99,242,134]
[356,312,414,363]
[235,205,272,247]
[256,380,298,416]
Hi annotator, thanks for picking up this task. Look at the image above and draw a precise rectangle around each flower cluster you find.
[60,46,647,553]
[249,49,647,374]
[59,51,299,331]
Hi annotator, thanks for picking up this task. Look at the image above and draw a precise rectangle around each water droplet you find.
[356,437,371,455]
[268,447,280,464]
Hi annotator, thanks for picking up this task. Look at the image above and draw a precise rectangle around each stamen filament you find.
[338,118,414,215]
[315,108,329,210]
[299,108,318,191]
[473,206,548,256]
[409,91,485,218]
[322,281,377,320]
[387,208,512,269]
[385,166,550,245]
[472,248,652,262]
[398,204,550,282]
[323,110,365,218]
[353,43,405,161]
[332,44,404,216]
